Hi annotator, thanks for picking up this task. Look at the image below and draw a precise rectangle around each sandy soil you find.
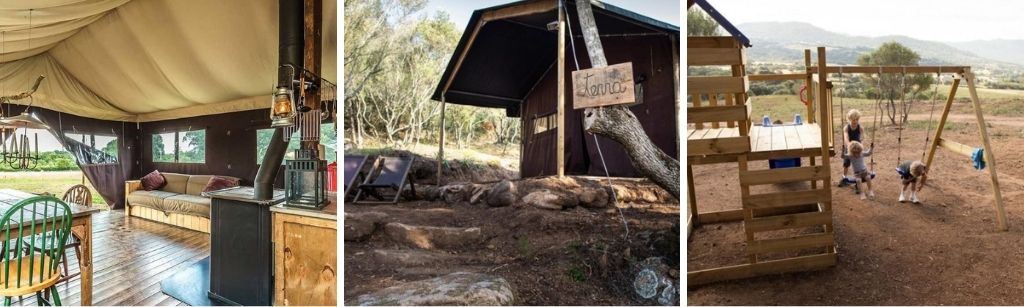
[687,113,1024,305]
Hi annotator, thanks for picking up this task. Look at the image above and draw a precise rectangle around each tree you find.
[687,7,719,36]
[856,42,934,125]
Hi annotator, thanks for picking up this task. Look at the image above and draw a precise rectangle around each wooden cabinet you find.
[272,210,337,306]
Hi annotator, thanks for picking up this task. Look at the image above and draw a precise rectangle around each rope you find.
[869,67,882,170]
[921,68,941,159]
[562,0,628,240]
[895,66,908,166]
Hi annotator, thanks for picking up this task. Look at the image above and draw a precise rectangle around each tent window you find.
[152,129,206,163]
[533,113,557,134]
[255,123,338,164]
[63,132,118,164]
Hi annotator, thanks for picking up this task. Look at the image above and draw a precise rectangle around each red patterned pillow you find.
[204,176,240,193]
[140,170,166,191]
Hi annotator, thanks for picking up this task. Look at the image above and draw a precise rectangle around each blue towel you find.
[972,148,985,170]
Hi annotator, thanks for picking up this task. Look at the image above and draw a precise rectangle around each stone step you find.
[348,272,515,306]
[384,222,483,250]
[344,211,388,242]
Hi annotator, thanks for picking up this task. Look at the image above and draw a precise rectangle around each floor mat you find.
[160,256,225,306]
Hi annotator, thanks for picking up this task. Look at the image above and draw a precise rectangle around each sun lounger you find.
[354,156,416,204]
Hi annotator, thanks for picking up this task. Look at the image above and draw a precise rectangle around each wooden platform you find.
[688,124,833,164]
[11,210,206,306]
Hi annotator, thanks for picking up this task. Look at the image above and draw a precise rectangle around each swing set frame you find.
[807,58,1007,231]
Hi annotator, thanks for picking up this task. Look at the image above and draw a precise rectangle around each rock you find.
[632,257,678,306]
[415,185,442,201]
[384,222,483,249]
[350,272,514,306]
[579,187,610,208]
[486,180,516,207]
[344,212,387,242]
[372,249,459,266]
[441,183,480,203]
[522,190,578,210]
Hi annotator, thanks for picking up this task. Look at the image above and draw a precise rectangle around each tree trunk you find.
[575,0,679,199]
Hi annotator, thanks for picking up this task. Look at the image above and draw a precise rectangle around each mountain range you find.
[737,22,1024,73]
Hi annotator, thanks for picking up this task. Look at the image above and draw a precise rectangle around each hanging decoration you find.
[0,9,48,170]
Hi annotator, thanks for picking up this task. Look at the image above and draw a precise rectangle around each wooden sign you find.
[572,62,635,109]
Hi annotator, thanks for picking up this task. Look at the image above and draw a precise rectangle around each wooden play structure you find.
[686,0,1005,285]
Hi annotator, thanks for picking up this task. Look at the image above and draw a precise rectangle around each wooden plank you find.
[688,136,750,156]
[274,213,337,306]
[697,204,820,224]
[572,62,636,109]
[745,211,831,232]
[723,92,736,128]
[688,249,836,285]
[740,166,828,185]
[708,91,720,128]
[687,164,698,226]
[816,48,835,243]
[688,48,743,66]
[688,128,711,140]
[744,189,830,209]
[748,73,806,82]
[770,125,786,151]
[936,138,984,161]
[784,125,801,150]
[808,66,969,74]
[557,8,565,178]
[965,71,1007,231]
[688,105,747,124]
[747,233,835,255]
[687,36,740,48]
[754,126,772,152]
[687,76,748,94]
[692,92,703,129]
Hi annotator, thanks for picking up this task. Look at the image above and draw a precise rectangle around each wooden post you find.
[687,163,697,226]
[301,0,322,151]
[923,78,960,171]
[438,96,446,185]
[671,34,680,152]
[556,1,566,177]
[817,47,835,250]
[804,49,814,123]
[965,70,1007,231]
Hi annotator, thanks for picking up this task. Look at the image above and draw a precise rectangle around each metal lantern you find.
[284,149,327,209]
[270,86,295,127]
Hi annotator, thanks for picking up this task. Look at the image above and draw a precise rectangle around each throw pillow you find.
[204,176,240,193]
[140,170,166,191]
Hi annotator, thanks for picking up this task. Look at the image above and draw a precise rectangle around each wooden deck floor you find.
[11,210,209,306]
[689,123,834,164]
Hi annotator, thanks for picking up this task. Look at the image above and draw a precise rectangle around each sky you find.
[708,0,1024,42]
[423,0,679,31]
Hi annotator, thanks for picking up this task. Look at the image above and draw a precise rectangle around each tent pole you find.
[965,70,1007,231]
[438,95,446,185]
[556,0,565,178]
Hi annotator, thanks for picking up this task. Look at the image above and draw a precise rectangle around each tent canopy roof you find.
[431,0,678,112]
[0,0,337,122]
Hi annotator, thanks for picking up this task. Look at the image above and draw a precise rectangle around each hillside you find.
[948,39,1024,67]
[737,21,1020,74]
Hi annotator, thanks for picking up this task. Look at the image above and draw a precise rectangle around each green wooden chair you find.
[0,196,72,306]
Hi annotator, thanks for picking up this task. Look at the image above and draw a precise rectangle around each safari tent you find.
[0,0,338,305]
[432,0,680,178]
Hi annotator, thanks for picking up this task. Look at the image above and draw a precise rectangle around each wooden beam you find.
[816,47,835,249]
[672,34,680,157]
[556,2,565,177]
[687,48,744,66]
[744,189,830,209]
[696,204,820,224]
[807,66,970,74]
[687,36,741,48]
[747,233,834,255]
[746,211,831,232]
[687,76,748,94]
[687,164,697,226]
[740,166,828,185]
[748,73,806,82]
[804,49,814,123]
[965,71,1007,231]
[687,104,749,124]
[481,0,557,22]
[688,252,836,286]
[936,138,985,162]
[301,0,323,151]
[438,96,446,185]
[924,78,960,178]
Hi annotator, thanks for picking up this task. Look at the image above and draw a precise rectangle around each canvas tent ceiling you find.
[0,0,337,122]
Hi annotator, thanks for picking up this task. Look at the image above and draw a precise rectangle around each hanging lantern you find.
[270,86,295,127]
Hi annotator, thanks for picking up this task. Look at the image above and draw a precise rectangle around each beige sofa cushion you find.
[162,173,190,194]
[163,194,212,217]
[127,190,179,210]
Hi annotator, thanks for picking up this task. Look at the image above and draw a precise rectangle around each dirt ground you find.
[687,109,1024,305]
[345,177,680,305]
